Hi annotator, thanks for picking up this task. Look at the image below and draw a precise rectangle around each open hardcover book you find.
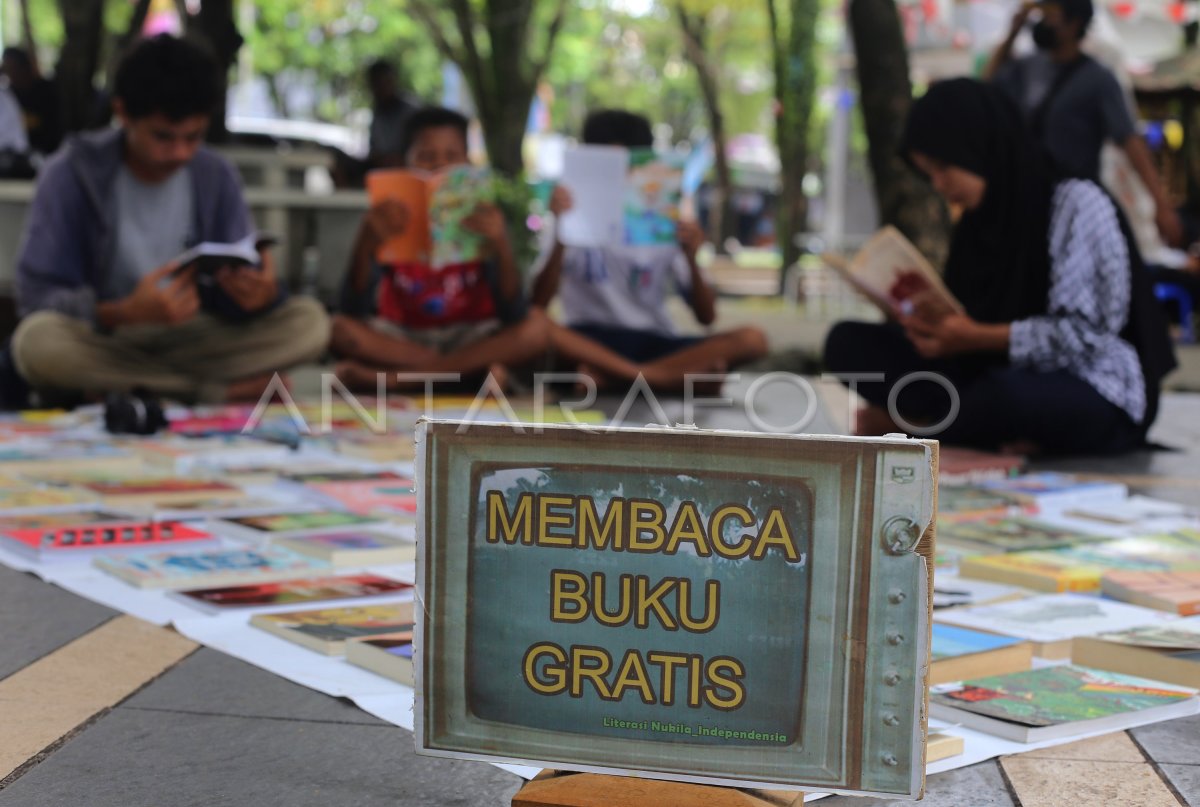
[823,226,963,318]
[366,166,492,268]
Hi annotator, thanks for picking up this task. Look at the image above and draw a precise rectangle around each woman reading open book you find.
[824,79,1175,455]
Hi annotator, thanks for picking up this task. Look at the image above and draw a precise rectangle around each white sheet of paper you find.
[558,145,628,248]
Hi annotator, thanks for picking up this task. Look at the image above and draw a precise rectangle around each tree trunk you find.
[185,0,243,143]
[56,0,105,134]
[767,0,821,288]
[18,0,39,75]
[676,6,736,254]
[847,0,950,268]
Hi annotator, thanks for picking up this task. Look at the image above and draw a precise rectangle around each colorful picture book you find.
[929,665,1199,742]
[74,477,245,507]
[171,573,412,613]
[934,593,1174,659]
[302,476,416,519]
[936,485,1028,523]
[1072,619,1200,688]
[0,511,213,558]
[0,485,99,512]
[93,546,330,590]
[558,145,685,248]
[276,531,416,566]
[979,472,1128,508]
[249,601,414,655]
[937,447,1025,486]
[344,631,415,685]
[0,442,140,474]
[218,511,385,541]
[960,533,1200,594]
[822,226,963,319]
[929,624,1033,686]
[1102,570,1200,616]
[939,517,1105,554]
[366,165,492,268]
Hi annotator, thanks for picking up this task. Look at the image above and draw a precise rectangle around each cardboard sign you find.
[414,422,936,798]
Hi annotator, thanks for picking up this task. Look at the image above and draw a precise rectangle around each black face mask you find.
[1032,20,1060,50]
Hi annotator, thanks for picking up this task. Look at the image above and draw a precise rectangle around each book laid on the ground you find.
[301,476,417,519]
[366,166,492,268]
[0,485,99,513]
[936,485,1030,523]
[929,665,1199,743]
[960,533,1200,594]
[979,472,1128,509]
[933,593,1175,659]
[937,447,1025,486]
[276,530,416,566]
[938,517,1107,555]
[932,573,1029,610]
[925,732,965,764]
[0,442,142,475]
[821,226,963,319]
[1062,495,1191,527]
[216,510,387,542]
[250,601,414,656]
[0,511,213,558]
[929,624,1033,686]
[72,476,246,508]
[170,573,413,614]
[93,545,330,590]
[558,145,685,248]
[1072,618,1200,689]
[1102,570,1200,615]
[344,630,415,685]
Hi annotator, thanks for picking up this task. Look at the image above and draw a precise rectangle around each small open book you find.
[366,166,492,269]
[823,226,962,318]
[172,233,276,276]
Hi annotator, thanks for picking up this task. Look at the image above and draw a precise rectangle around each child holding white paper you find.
[532,110,768,390]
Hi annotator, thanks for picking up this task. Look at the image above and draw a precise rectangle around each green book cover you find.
[931,665,1193,727]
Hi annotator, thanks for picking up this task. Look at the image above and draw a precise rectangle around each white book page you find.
[558,145,629,248]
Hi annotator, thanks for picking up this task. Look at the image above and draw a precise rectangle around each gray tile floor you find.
[2,386,1199,806]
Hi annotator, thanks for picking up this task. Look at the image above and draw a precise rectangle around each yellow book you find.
[958,551,1103,593]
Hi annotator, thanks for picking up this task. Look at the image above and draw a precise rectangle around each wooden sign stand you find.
[512,770,804,807]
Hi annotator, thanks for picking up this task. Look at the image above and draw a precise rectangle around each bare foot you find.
[484,363,510,393]
[226,372,289,403]
[854,404,900,436]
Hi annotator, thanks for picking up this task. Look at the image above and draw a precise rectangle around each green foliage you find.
[243,0,443,121]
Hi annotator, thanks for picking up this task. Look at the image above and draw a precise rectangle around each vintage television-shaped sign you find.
[414,422,936,798]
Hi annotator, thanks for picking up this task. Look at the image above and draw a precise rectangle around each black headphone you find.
[104,389,168,435]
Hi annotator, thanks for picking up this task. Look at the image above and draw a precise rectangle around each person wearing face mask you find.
[823,80,1176,456]
[983,0,1183,247]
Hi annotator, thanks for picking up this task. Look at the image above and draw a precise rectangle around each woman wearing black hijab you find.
[823,79,1175,455]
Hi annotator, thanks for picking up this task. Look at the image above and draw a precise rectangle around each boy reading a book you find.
[532,110,768,390]
[332,106,551,389]
[10,35,329,404]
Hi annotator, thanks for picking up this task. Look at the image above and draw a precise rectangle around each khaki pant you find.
[12,297,330,403]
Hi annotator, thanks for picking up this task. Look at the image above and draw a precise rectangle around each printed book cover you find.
[822,226,963,319]
[250,601,414,655]
[304,478,417,518]
[939,517,1106,554]
[345,630,415,684]
[1073,618,1200,690]
[1102,570,1200,616]
[929,665,1198,741]
[221,511,383,536]
[366,166,492,268]
[173,573,412,612]
[929,624,1032,686]
[93,546,330,590]
[979,472,1127,506]
[933,593,1173,645]
[276,531,416,566]
[0,512,212,556]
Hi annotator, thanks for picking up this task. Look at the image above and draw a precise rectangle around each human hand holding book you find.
[98,262,200,329]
